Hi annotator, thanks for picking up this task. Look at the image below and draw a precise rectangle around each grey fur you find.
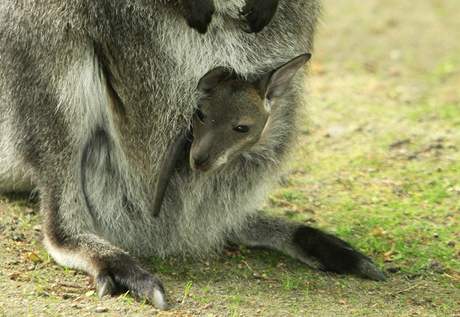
[0,0,384,309]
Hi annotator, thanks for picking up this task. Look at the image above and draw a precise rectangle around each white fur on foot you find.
[43,235,98,276]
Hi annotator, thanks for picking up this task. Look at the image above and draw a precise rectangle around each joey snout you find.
[191,152,211,171]
[189,134,229,172]
[190,134,214,171]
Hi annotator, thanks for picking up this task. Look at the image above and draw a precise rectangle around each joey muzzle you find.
[192,153,210,170]
[190,133,215,171]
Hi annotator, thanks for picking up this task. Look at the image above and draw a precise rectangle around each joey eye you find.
[233,125,250,133]
[195,109,206,123]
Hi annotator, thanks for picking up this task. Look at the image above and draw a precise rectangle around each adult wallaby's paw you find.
[182,0,215,34]
[240,0,279,33]
[293,226,386,281]
[127,273,167,310]
[96,263,168,310]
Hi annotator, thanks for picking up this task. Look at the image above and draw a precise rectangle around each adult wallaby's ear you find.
[197,67,233,93]
[257,53,311,111]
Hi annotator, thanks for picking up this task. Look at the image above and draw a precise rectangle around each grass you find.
[1,0,460,316]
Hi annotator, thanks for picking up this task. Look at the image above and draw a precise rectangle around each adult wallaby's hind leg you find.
[181,0,215,34]
[231,214,386,281]
[240,0,279,33]
[42,194,168,309]
[40,130,168,308]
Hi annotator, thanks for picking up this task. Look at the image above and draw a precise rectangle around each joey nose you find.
[193,153,210,168]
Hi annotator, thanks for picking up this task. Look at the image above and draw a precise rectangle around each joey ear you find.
[257,53,311,111]
[197,67,233,93]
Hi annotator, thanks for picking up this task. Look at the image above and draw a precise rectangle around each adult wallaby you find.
[0,0,385,310]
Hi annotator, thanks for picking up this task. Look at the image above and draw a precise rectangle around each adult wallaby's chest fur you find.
[1,0,319,257]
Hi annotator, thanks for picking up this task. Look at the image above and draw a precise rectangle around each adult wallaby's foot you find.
[95,261,167,307]
[232,215,386,281]
[182,0,215,34]
[240,0,279,33]
[44,233,168,309]
[293,226,386,281]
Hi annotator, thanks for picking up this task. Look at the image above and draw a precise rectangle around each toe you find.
[96,274,117,298]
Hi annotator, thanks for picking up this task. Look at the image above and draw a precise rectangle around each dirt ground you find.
[1,0,459,316]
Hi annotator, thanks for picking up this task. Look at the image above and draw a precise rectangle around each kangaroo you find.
[181,0,279,34]
[0,0,385,310]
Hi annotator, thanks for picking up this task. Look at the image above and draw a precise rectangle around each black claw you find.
[96,274,118,298]
[239,8,253,18]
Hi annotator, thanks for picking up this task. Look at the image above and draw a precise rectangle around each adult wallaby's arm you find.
[181,0,215,34]
[152,132,190,217]
[241,0,279,33]
[180,0,279,34]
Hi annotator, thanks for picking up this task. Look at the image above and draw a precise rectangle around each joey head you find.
[190,53,311,172]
